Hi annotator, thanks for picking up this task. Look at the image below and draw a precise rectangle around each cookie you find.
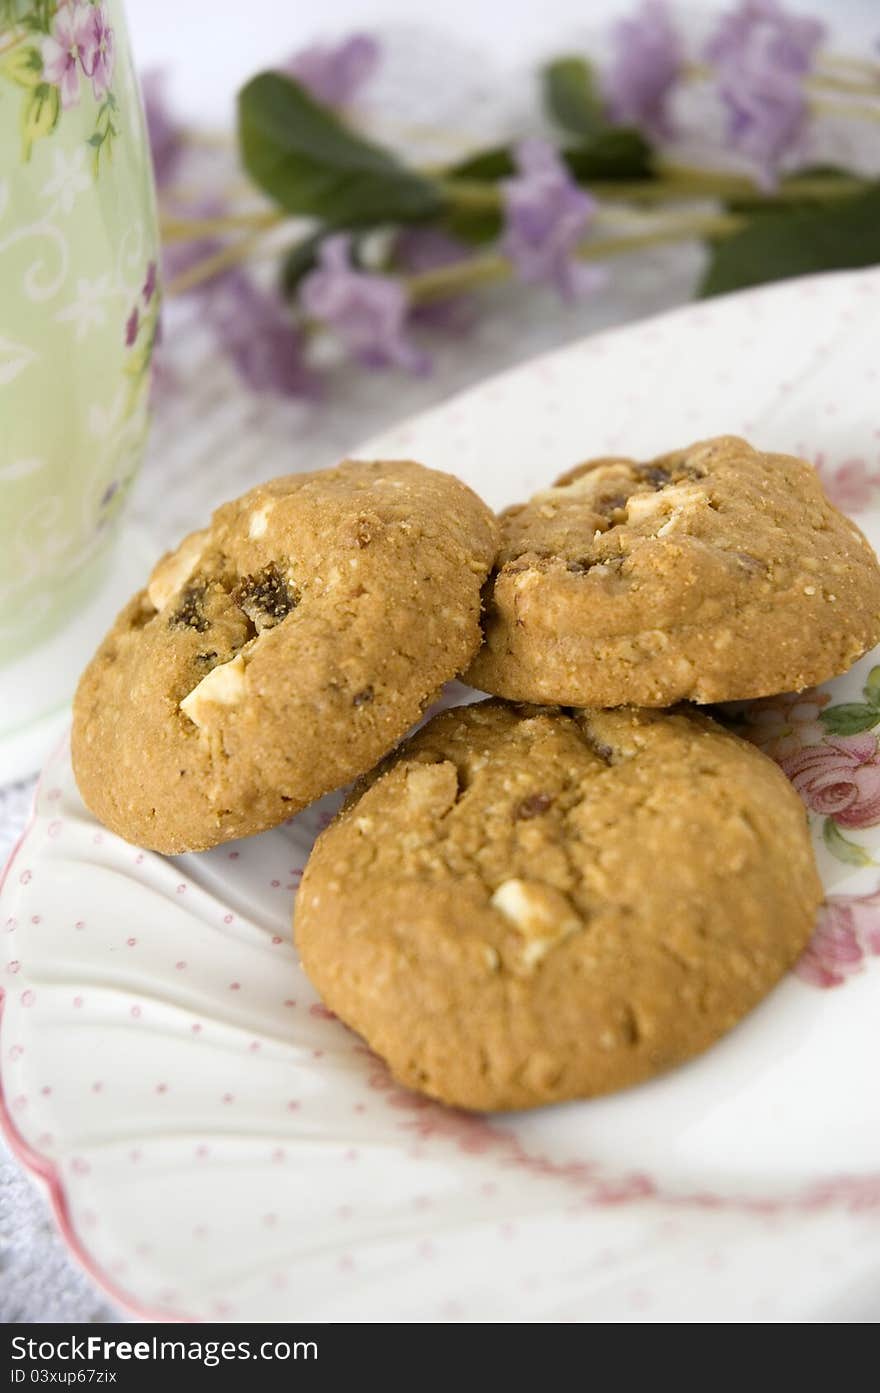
[295,700,822,1111]
[466,435,880,707]
[72,460,498,853]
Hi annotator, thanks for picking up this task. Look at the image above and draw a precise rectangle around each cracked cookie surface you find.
[466,435,880,706]
[72,460,498,852]
[295,699,822,1111]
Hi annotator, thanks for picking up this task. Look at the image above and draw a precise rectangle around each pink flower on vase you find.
[142,260,158,304]
[780,732,880,829]
[124,307,139,347]
[80,3,115,102]
[41,3,93,109]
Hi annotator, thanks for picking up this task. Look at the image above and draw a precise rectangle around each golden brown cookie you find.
[466,436,880,706]
[72,460,498,853]
[295,700,822,1112]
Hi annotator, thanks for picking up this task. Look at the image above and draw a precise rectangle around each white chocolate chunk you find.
[623,491,665,524]
[491,878,580,941]
[248,500,275,539]
[492,879,541,931]
[147,529,208,611]
[625,483,703,527]
[180,654,246,728]
[534,464,631,504]
[657,509,686,537]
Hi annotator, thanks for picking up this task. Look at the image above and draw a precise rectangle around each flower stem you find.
[810,96,880,123]
[441,166,867,212]
[819,53,880,81]
[160,209,284,241]
[437,179,502,210]
[810,70,880,97]
[165,228,275,296]
[655,161,866,202]
[685,59,880,100]
[405,211,744,305]
[0,29,25,57]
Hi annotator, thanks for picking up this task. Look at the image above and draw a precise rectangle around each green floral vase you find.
[0,0,159,678]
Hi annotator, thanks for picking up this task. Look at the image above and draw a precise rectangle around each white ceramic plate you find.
[3,269,880,1323]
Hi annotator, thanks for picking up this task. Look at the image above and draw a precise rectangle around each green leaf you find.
[700,183,880,298]
[725,164,861,219]
[20,81,58,161]
[863,666,880,706]
[542,56,605,138]
[448,128,653,186]
[237,72,443,226]
[441,207,502,247]
[3,44,43,89]
[822,817,874,867]
[818,704,880,736]
[448,146,514,183]
[564,127,654,183]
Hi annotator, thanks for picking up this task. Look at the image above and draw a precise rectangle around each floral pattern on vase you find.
[0,0,158,669]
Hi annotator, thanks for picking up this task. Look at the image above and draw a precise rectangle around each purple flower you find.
[285,33,380,108]
[604,0,683,139]
[204,270,319,400]
[124,307,139,347]
[41,3,92,109]
[80,3,115,103]
[501,140,602,303]
[153,194,316,398]
[140,70,183,190]
[394,228,475,332]
[142,260,158,305]
[718,75,809,187]
[705,1,826,187]
[299,235,428,374]
[705,0,825,76]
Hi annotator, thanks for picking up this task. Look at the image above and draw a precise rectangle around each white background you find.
[127,0,878,124]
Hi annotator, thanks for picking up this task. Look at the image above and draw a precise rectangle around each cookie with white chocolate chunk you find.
[72,460,498,852]
[466,436,880,707]
[295,699,822,1111]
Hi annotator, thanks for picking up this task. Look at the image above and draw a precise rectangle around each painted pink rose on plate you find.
[780,733,880,829]
[797,891,880,988]
[726,689,829,760]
